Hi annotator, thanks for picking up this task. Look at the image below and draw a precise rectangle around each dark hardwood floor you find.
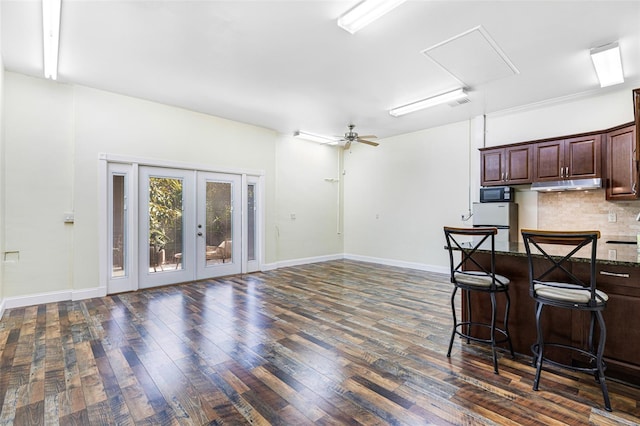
[0,260,639,425]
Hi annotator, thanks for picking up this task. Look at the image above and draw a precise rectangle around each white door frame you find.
[99,154,264,294]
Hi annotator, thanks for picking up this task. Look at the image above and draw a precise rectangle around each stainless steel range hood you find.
[530,178,602,192]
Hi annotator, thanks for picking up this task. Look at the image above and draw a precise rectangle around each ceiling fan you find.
[340,124,379,149]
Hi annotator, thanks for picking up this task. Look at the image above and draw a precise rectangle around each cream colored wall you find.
[485,89,634,146]
[4,76,75,297]
[343,121,470,271]
[3,72,343,299]
[71,84,279,292]
[274,134,343,262]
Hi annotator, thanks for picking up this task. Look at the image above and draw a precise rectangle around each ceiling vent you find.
[448,97,471,107]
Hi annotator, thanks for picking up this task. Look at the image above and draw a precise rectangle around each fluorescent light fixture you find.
[590,42,624,88]
[42,0,62,80]
[294,131,339,145]
[389,88,468,117]
[337,0,407,34]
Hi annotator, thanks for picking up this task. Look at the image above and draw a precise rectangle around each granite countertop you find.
[453,236,640,267]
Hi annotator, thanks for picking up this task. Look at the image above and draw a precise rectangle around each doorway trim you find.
[98,153,265,294]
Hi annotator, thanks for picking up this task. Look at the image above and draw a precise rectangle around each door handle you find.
[197,232,203,237]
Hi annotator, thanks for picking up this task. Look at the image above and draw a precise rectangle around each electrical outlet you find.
[608,211,616,223]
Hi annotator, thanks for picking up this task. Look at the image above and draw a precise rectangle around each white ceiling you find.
[2,0,640,141]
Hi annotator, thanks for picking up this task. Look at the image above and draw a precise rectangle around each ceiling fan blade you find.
[357,139,379,146]
[357,135,377,139]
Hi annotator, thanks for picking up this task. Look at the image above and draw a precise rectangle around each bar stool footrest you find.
[456,321,511,346]
[531,342,607,375]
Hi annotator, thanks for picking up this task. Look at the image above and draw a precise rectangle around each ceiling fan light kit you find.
[337,0,407,34]
[590,41,624,88]
[389,88,468,117]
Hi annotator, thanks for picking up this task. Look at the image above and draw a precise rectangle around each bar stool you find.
[443,226,514,374]
[521,229,611,412]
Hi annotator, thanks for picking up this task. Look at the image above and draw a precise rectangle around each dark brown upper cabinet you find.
[480,144,533,186]
[533,134,601,182]
[605,124,638,200]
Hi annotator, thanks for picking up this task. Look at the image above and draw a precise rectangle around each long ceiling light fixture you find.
[389,88,468,117]
[337,0,407,34]
[42,0,62,80]
[293,131,340,145]
[590,42,624,88]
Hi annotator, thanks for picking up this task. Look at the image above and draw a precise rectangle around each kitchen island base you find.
[463,252,640,387]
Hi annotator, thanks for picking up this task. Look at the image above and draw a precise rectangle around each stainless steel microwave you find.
[480,186,514,203]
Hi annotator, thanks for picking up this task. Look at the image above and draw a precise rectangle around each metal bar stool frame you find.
[521,229,611,412]
[444,226,515,374]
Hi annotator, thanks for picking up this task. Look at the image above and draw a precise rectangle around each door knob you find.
[197,232,203,236]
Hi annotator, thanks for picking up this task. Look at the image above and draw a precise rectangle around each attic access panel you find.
[422,26,519,87]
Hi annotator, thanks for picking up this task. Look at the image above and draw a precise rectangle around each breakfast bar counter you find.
[457,238,640,385]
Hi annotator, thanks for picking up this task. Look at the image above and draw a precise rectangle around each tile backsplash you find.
[538,189,640,237]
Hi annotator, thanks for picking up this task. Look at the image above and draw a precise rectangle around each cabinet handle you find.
[505,172,509,181]
[600,271,630,278]
[633,182,637,195]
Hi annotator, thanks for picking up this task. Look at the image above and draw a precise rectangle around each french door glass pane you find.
[112,174,126,278]
[248,183,256,261]
[148,177,184,272]
[205,181,232,266]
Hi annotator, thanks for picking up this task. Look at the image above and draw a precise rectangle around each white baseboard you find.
[264,253,344,271]
[263,253,448,276]
[2,286,106,311]
[73,286,107,301]
[4,289,74,310]
[343,253,449,275]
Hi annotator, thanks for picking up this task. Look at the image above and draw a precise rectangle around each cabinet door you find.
[504,145,533,184]
[480,148,505,186]
[565,134,601,179]
[571,263,640,384]
[533,140,564,181]
[606,125,638,200]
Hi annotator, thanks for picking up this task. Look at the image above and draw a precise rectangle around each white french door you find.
[138,167,243,289]
[195,172,242,279]
[139,167,195,289]
[105,160,260,294]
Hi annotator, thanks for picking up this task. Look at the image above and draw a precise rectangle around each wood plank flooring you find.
[0,259,639,425]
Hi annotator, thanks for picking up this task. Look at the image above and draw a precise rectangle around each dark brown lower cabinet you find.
[462,254,640,385]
